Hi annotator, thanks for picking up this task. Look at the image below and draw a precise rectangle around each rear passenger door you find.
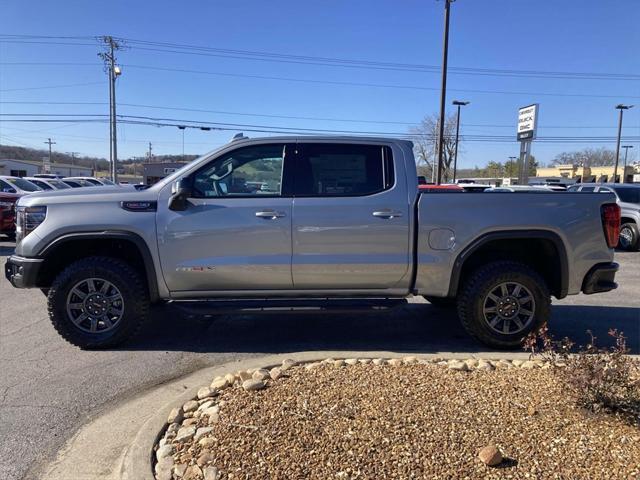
[291,142,410,290]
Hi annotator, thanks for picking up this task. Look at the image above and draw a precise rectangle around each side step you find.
[171,298,408,316]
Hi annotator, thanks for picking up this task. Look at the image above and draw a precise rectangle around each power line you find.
[0,81,103,92]
[1,34,638,81]
[0,101,634,129]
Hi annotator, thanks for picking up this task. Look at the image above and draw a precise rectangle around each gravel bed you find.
[154,358,640,480]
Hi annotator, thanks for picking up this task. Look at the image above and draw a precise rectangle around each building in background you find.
[143,162,188,186]
[536,164,636,183]
[0,159,93,177]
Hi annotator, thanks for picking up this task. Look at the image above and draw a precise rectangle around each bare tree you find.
[410,113,459,182]
[551,147,616,167]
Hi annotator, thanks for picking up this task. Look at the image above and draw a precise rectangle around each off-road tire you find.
[457,261,550,349]
[48,256,149,349]
[424,295,457,308]
[618,222,640,251]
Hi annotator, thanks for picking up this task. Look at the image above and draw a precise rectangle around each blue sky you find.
[0,0,638,168]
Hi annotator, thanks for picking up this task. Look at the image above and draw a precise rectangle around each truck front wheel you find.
[457,261,550,349]
[47,256,150,349]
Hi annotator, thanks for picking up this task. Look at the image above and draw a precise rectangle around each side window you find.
[192,144,285,198]
[580,186,595,192]
[0,179,16,193]
[295,143,394,196]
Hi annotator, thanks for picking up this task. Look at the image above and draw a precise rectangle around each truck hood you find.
[17,186,157,207]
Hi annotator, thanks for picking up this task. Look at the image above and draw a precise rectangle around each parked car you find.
[486,185,557,192]
[0,176,43,195]
[567,183,640,251]
[24,177,72,191]
[33,174,66,179]
[64,177,116,186]
[61,178,96,188]
[0,192,20,239]
[5,135,620,350]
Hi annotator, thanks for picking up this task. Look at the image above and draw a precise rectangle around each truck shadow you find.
[126,303,640,355]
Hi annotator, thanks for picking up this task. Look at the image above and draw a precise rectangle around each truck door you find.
[291,142,410,289]
[156,143,294,292]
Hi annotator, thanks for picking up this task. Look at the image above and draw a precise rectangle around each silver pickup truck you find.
[5,136,621,349]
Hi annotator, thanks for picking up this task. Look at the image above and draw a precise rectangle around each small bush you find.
[524,326,640,422]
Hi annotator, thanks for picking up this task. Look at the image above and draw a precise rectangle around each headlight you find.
[16,206,47,243]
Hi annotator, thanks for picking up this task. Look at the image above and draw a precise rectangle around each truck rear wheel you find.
[47,256,150,349]
[457,261,550,349]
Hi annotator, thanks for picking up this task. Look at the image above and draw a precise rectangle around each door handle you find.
[255,210,286,219]
[372,210,403,219]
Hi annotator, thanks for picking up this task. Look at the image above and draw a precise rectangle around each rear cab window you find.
[294,143,394,196]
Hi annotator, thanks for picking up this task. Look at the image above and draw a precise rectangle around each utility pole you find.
[436,0,454,185]
[613,104,633,183]
[621,145,633,183]
[67,152,78,165]
[44,138,56,173]
[147,142,153,163]
[178,126,186,162]
[451,100,469,183]
[99,36,124,183]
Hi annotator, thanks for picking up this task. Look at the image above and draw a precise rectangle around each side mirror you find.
[168,177,193,211]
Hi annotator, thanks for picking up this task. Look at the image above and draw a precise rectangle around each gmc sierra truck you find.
[5,135,621,349]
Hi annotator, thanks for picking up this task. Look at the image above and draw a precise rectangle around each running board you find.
[170,298,408,316]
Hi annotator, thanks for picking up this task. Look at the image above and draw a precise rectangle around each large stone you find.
[203,466,221,480]
[477,360,495,371]
[403,356,418,364]
[238,370,253,381]
[183,400,199,413]
[199,437,216,447]
[388,358,402,366]
[167,407,184,424]
[155,456,174,479]
[197,387,215,400]
[372,358,386,366]
[345,358,359,365]
[182,418,198,426]
[521,360,537,369]
[184,464,203,480]
[197,451,215,466]
[210,377,228,390]
[175,425,196,443]
[194,426,214,442]
[174,463,188,478]
[156,443,174,461]
[333,359,345,368]
[269,367,283,380]
[281,358,297,371]
[478,444,503,466]
[448,361,469,371]
[512,359,524,367]
[252,368,270,381]
[242,379,265,391]
[198,400,214,412]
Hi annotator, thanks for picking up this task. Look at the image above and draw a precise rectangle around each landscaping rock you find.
[448,360,469,371]
[242,379,265,391]
[155,443,174,461]
[478,444,503,466]
[345,358,359,365]
[203,466,220,480]
[183,464,203,480]
[252,368,270,381]
[210,377,228,390]
[167,407,184,424]
[197,387,215,400]
[183,400,199,413]
[269,367,283,380]
[281,358,297,371]
[197,451,215,466]
[175,426,196,443]
[173,463,188,478]
[194,426,214,442]
[238,370,253,381]
[372,358,386,365]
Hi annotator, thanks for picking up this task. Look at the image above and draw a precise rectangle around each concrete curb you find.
[39,350,578,480]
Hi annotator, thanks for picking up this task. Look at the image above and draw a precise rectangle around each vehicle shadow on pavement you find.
[121,303,640,355]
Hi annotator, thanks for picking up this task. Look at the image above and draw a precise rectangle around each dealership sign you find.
[517,104,539,141]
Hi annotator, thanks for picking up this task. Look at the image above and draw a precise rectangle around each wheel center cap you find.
[84,293,108,315]
[497,296,519,318]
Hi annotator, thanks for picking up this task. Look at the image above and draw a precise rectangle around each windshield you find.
[29,179,53,190]
[6,177,42,192]
[613,186,640,204]
[99,178,115,185]
[49,180,71,189]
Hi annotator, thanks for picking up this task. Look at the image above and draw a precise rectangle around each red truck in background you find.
[0,192,20,240]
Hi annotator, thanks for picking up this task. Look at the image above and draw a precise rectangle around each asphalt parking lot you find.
[0,239,638,480]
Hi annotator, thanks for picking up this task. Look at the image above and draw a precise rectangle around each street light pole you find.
[621,145,633,183]
[451,100,469,183]
[613,104,633,183]
[436,0,454,185]
[99,36,123,183]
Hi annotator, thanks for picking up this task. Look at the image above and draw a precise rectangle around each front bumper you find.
[4,255,43,288]
[582,262,619,295]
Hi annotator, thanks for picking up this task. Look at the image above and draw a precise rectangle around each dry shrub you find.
[524,326,640,422]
